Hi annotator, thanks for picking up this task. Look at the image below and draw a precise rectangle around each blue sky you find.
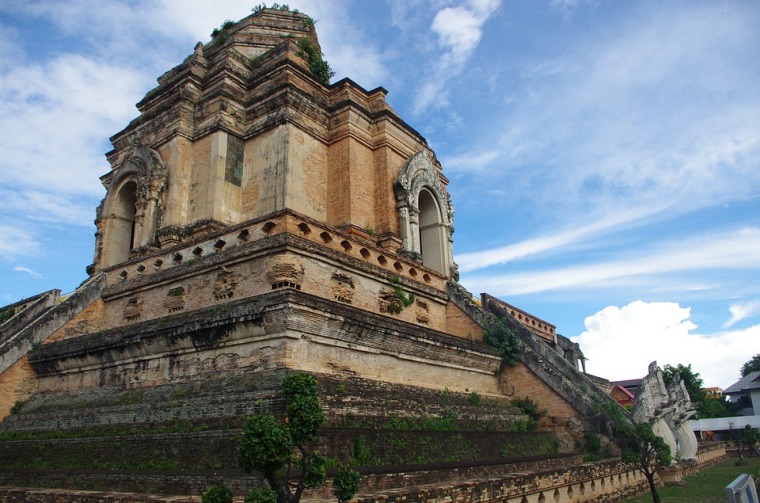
[1,0,758,389]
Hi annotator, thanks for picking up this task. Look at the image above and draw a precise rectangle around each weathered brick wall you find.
[446,301,484,340]
[351,459,649,503]
[0,356,36,420]
[44,298,105,344]
[0,274,104,376]
[504,363,578,418]
[0,458,651,502]
[0,290,59,346]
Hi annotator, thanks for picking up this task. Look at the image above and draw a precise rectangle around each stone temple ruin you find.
[0,8,723,502]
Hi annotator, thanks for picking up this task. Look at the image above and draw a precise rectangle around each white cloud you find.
[442,149,500,172]
[414,0,501,114]
[0,189,96,227]
[0,225,42,261]
[573,300,758,388]
[14,266,42,279]
[484,3,760,223]
[724,299,760,329]
[0,53,150,202]
[461,227,760,296]
[432,6,486,66]
[456,204,666,273]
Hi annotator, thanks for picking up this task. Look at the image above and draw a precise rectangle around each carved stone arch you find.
[394,151,454,276]
[104,178,138,266]
[101,142,168,267]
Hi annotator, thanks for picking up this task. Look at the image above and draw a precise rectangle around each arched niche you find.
[394,151,454,276]
[97,142,167,268]
[107,180,138,265]
[418,188,446,273]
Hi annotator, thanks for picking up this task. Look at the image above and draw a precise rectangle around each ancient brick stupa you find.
[0,8,635,501]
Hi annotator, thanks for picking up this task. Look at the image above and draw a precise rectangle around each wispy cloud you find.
[461,227,760,296]
[451,3,760,224]
[724,299,760,329]
[456,204,667,272]
[414,0,501,113]
[14,265,42,279]
[0,57,150,231]
[0,225,41,261]
[573,300,757,388]
[442,149,500,173]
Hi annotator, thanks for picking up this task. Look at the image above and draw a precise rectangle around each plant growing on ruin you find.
[167,286,185,297]
[0,306,14,324]
[9,400,26,415]
[510,397,546,430]
[387,276,415,314]
[238,372,359,503]
[295,37,334,85]
[210,20,237,45]
[483,316,521,366]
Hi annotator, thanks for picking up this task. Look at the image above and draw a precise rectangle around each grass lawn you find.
[620,457,760,503]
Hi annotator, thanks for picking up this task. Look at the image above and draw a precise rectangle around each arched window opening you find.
[394,151,454,279]
[109,181,137,265]
[418,188,445,274]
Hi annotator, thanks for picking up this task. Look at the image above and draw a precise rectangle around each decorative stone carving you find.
[213,267,239,301]
[110,141,168,249]
[632,361,698,463]
[394,151,454,276]
[94,140,169,269]
[377,288,396,314]
[331,273,355,304]
[123,297,142,322]
[415,298,430,325]
[632,361,677,461]
[666,371,698,461]
[266,255,304,289]
[164,286,186,312]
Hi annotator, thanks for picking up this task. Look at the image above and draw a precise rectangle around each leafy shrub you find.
[10,400,26,415]
[334,467,361,503]
[295,37,334,84]
[0,306,14,324]
[483,316,520,366]
[244,486,277,503]
[510,397,546,430]
[202,485,233,503]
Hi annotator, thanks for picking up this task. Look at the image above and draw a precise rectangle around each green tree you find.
[697,396,741,419]
[741,354,760,377]
[238,373,358,503]
[333,466,361,503]
[662,363,706,404]
[621,422,672,503]
[730,423,760,462]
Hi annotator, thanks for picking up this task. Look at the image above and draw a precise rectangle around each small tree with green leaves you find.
[333,466,361,503]
[238,373,359,503]
[621,422,672,503]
